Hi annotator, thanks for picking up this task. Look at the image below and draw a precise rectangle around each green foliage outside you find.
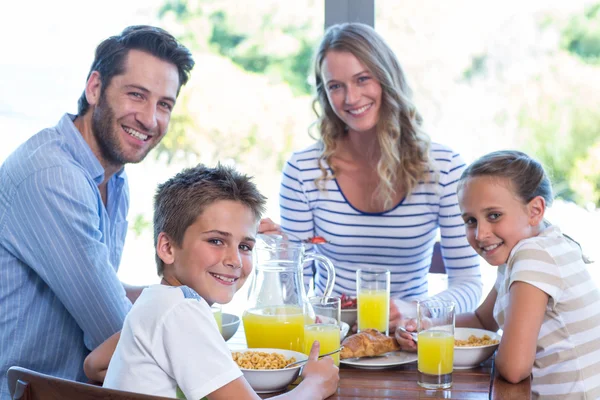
[561,3,600,65]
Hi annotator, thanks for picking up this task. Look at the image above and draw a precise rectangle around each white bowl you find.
[233,348,308,393]
[340,308,357,327]
[221,313,240,341]
[453,327,501,369]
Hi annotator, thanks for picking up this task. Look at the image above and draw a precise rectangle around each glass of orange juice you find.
[211,304,223,335]
[304,297,341,366]
[417,300,455,389]
[357,268,390,335]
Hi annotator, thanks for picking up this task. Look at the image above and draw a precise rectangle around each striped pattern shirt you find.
[0,114,132,399]
[279,142,482,313]
[493,226,600,399]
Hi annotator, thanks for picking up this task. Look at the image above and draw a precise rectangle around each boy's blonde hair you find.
[153,163,267,276]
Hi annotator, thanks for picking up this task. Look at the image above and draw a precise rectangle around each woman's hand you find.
[389,298,417,333]
[258,218,281,235]
[394,319,418,352]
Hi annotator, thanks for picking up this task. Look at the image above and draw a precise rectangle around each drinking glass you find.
[356,268,390,335]
[211,304,223,335]
[304,296,341,366]
[417,300,455,389]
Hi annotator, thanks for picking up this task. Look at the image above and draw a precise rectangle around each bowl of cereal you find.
[231,348,308,393]
[453,328,501,369]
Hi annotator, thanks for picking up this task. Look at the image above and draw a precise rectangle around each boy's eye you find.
[239,244,253,252]
[209,239,224,246]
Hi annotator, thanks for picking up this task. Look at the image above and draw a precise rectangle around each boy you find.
[85,164,339,399]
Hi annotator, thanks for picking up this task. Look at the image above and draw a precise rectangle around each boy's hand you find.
[394,319,418,352]
[258,218,281,235]
[301,341,339,399]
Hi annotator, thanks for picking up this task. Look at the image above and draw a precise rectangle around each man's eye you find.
[130,92,143,99]
[159,101,173,111]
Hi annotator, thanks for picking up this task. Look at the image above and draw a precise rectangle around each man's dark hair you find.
[153,163,267,276]
[77,25,195,115]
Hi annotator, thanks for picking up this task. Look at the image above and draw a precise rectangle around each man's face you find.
[166,200,258,305]
[91,49,179,168]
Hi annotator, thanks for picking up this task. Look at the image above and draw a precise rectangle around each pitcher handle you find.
[305,253,336,297]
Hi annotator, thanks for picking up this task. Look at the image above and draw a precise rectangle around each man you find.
[0,25,194,398]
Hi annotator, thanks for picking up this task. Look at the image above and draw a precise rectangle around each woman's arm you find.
[84,331,121,383]
[495,281,547,383]
[433,149,483,312]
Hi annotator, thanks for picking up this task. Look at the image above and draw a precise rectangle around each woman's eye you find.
[358,76,371,83]
[328,83,340,91]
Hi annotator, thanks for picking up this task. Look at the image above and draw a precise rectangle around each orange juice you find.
[243,306,306,351]
[418,330,454,375]
[211,307,222,334]
[304,324,340,366]
[357,289,389,333]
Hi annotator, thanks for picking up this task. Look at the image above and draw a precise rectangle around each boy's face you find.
[162,200,258,305]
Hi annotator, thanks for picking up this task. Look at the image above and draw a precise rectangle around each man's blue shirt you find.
[0,114,132,398]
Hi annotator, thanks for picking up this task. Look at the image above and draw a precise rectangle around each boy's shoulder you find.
[130,285,208,320]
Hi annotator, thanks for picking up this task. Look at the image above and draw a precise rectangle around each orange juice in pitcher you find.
[243,306,307,351]
[244,234,336,351]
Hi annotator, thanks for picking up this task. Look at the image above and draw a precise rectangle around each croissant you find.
[340,328,400,359]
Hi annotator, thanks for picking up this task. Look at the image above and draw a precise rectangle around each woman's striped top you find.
[279,141,482,313]
[494,225,600,399]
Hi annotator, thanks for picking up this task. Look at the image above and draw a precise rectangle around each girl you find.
[397,150,600,398]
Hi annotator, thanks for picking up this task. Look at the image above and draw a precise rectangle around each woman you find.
[279,23,482,323]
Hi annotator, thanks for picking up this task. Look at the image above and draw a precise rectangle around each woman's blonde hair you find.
[312,23,433,209]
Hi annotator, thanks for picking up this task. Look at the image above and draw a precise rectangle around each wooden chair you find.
[429,241,446,274]
[7,366,175,400]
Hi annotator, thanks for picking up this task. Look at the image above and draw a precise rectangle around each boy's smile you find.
[159,200,258,305]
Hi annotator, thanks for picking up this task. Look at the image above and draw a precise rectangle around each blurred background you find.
[2,0,599,313]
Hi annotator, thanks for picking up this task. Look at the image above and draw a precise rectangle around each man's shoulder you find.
[3,128,90,188]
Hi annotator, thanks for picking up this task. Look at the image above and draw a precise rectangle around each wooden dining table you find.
[228,324,531,399]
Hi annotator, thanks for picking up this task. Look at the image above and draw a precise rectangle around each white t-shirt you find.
[103,285,242,399]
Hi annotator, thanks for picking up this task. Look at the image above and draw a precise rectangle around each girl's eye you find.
[489,213,501,221]
[464,217,476,226]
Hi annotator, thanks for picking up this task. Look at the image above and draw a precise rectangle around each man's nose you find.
[136,103,158,132]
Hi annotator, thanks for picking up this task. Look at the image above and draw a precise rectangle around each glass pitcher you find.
[243,235,336,352]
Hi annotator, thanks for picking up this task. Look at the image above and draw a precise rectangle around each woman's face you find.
[321,50,382,136]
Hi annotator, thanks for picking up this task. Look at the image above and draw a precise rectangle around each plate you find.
[340,351,417,370]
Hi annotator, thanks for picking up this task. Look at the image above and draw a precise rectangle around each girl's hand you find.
[394,319,417,352]
[301,341,340,399]
[258,218,281,235]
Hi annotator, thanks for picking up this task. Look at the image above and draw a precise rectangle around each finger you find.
[308,340,321,360]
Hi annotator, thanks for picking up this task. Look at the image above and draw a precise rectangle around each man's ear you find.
[85,71,103,107]
[156,232,176,265]
[527,196,546,226]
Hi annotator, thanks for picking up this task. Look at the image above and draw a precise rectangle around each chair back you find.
[7,366,175,400]
[429,241,446,274]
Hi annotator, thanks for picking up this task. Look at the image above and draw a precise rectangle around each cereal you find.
[455,334,499,347]
[232,351,297,370]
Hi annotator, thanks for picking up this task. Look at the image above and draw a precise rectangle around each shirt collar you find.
[57,113,126,185]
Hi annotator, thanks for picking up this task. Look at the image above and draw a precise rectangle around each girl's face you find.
[458,176,545,266]
[320,50,382,136]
